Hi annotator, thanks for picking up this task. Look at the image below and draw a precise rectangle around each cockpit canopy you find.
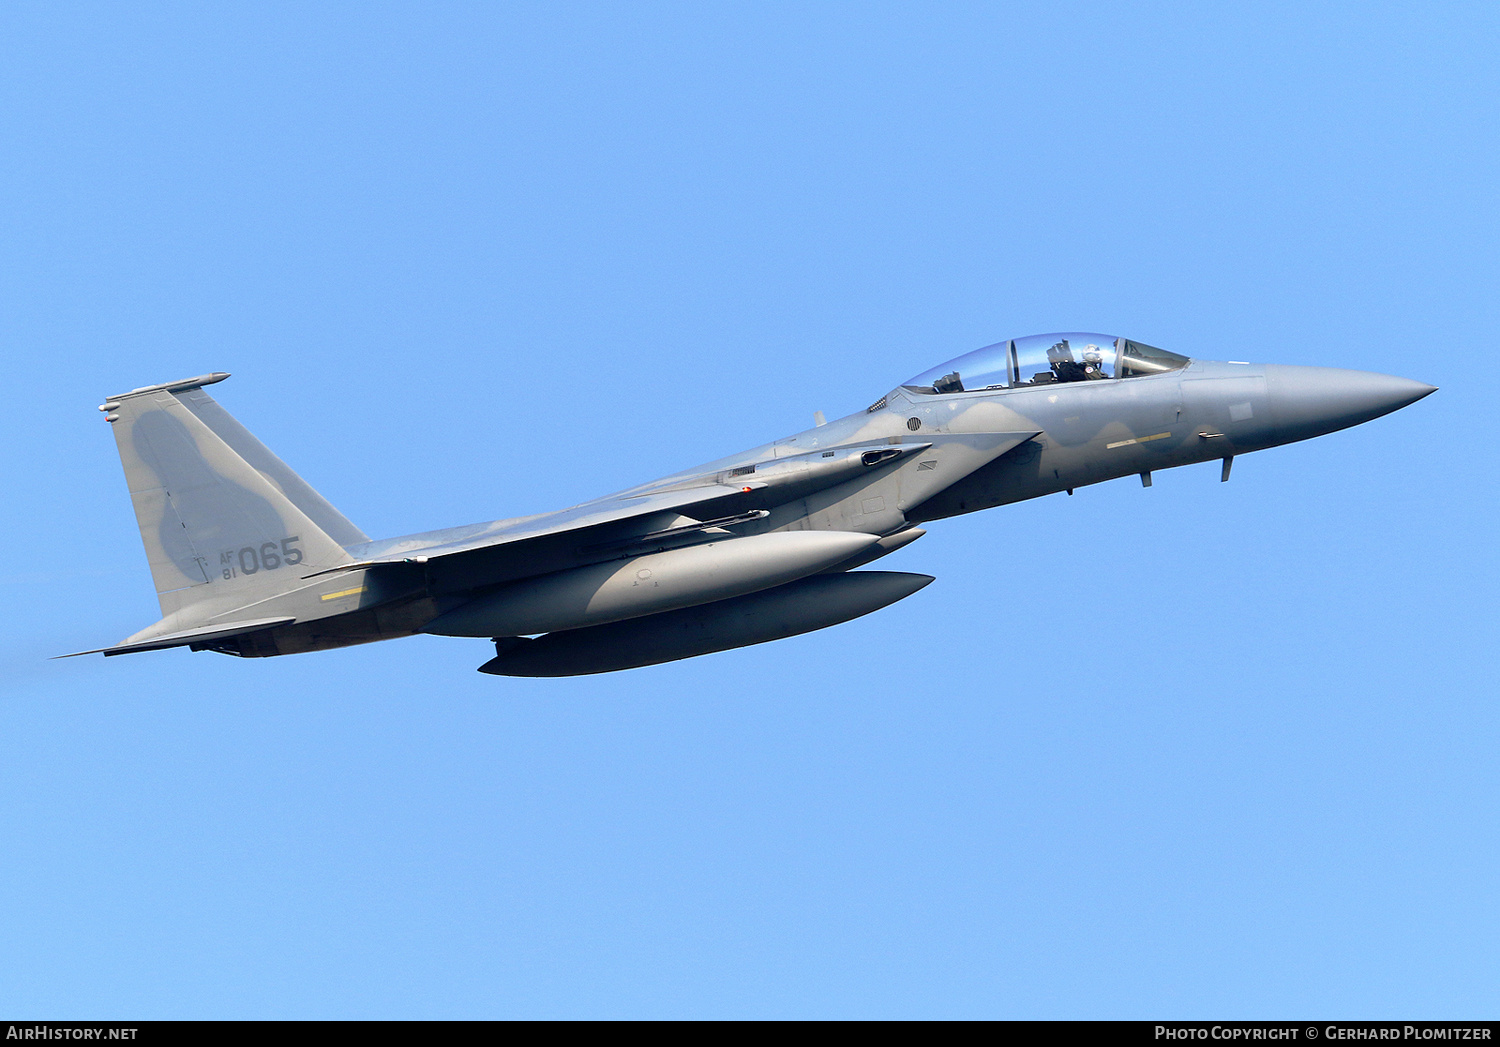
[901,333,1190,395]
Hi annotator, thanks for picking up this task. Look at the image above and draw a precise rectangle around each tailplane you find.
[101,373,362,623]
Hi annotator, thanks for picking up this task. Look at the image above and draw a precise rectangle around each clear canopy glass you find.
[1014,333,1117,385]
[1118,338,1191,377]
[901,333,1189,394]
[901,340,1014,396]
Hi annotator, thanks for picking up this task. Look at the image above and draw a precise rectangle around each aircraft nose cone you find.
[1265,365,1436,440]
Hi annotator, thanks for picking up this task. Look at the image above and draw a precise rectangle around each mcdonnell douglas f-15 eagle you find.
[68,334,1435,675]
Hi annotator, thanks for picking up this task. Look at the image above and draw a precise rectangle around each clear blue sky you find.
[1,1,1494,1019]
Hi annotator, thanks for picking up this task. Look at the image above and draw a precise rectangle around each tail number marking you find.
[221,537,303,580]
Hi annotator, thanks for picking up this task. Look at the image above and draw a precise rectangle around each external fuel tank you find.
[422,529,882,638]
[478,570,935,676]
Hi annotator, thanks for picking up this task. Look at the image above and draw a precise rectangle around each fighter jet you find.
[68,333,1434,675]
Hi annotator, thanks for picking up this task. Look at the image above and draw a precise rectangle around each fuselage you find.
[314,347,1434,659]
[90,334,1434,670]
[595,355,1434,536]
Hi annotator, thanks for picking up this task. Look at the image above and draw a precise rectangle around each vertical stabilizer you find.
[173,385,369,546]
[101,374,357,620]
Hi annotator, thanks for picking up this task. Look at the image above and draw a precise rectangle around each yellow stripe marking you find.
[1107,431,1172,450]
[320,585,366,602]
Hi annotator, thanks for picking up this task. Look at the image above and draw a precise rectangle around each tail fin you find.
[102,373,361,620]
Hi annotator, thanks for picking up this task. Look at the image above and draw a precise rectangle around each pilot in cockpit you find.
[1047,339,1107,382]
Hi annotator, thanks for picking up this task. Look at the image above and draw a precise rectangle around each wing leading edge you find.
[312,480,773,578]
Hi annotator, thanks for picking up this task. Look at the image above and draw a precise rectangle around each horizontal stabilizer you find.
[57,616,295,658]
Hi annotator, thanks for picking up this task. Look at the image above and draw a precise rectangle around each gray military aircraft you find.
[69,333,1434,675]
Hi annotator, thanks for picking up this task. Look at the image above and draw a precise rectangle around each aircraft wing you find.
[307,434,1037,584]
[309,480,772,578]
